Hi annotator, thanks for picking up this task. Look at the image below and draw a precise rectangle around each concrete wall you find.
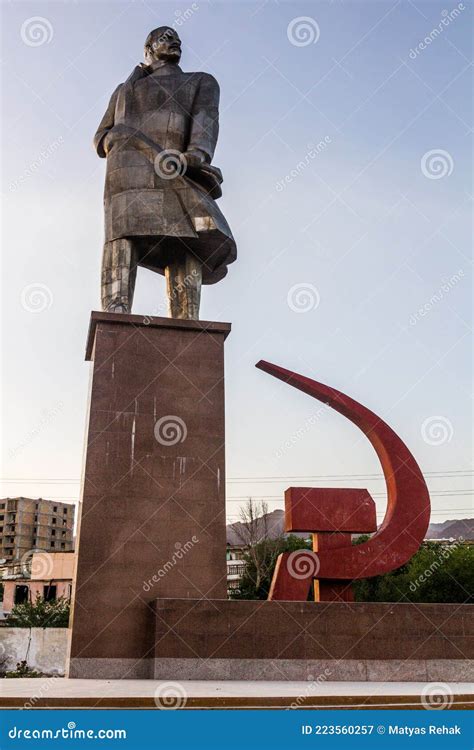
[0,628,68,675]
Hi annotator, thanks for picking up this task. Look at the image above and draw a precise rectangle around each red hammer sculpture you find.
[269,487,377,601]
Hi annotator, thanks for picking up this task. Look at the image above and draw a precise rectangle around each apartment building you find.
[0,497,75,562]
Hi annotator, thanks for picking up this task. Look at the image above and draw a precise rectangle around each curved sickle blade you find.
[256,360,431,579]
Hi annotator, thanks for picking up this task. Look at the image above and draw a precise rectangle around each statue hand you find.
[103,131,114,155]
[182,149,206,169]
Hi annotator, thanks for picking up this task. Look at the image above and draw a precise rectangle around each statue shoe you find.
[106,303,129,314]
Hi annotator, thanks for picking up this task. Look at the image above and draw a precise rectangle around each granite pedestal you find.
[68,312,230,678]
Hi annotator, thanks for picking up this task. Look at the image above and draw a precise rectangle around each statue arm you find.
[187,73,220,163]
[93,85,121,158]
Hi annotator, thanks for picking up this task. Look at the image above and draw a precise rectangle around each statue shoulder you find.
[187,71,220,92]
[200,72,219,90]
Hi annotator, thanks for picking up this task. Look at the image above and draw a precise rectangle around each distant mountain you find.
[226,511,474,545]
[427,518,474,541]
[226,509,289,546]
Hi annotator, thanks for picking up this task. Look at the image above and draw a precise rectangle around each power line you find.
[1,492,472,502]
[226,492,473,500]
[226,472,474,482]
[1,469,472,484]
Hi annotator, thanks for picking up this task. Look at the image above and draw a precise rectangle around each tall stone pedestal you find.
[68,312,230,679]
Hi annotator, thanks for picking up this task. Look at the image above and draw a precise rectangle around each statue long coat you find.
[94,61,236,283]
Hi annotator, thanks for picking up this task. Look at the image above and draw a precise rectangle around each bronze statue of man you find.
[94,26,236,319]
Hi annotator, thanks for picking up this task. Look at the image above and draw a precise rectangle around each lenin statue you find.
[94,26,237,319]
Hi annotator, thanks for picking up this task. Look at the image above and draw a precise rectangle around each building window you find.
[50,541,55,548]
[43,584,57,602]
[51,529,56,536]
[227,564,244,576]
[62,520,67,527]
[61,542,65,549]
[63,507,67,513]
[53,506,58,512]
[52,518,56,525]
[14,585,29,605]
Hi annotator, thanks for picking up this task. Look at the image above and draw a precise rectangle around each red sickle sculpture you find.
[256,360,431,588]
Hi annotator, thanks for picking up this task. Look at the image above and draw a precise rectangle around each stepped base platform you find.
[0,680,472,710]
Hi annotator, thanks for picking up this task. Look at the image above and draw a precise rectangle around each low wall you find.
[150,599,473,682]
[0,629,68,675]
[69,599,474,680]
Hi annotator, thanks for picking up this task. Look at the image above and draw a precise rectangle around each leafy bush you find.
[353,540,473,603]
[7,594,70,628]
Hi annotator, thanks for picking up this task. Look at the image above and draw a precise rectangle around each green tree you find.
[353,540,473,603]
[230,535,312,600]
[7,594,70,628]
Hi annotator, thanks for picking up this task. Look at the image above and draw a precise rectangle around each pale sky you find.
[1,0,472,526]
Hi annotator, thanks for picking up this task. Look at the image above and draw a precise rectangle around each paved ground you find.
[0,680,472,709]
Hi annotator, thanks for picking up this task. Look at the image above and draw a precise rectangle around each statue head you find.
[144,27,182,65]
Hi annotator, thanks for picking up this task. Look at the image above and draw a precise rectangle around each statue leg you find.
[101,239,137,313]
[165,253,202,320]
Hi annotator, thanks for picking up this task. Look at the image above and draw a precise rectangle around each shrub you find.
[7,594,70,628]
